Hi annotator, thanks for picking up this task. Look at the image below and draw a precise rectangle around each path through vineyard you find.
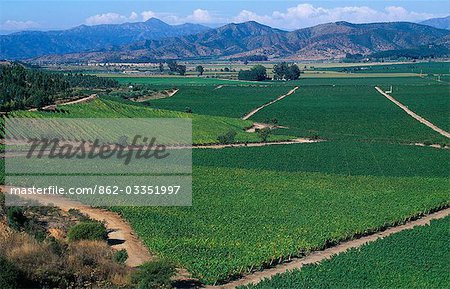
[242,86,299,120]
[375,87,450,139]
[208,207,450,289]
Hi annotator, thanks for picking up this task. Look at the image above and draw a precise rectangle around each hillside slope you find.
[31,21,450,62]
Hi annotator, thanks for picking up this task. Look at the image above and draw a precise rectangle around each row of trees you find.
[0,63,119,111]
[238,62,301,81]
[166,61,187,75]
[238,65,268,81]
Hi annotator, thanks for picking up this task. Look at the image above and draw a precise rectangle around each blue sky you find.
[1,0,448,32]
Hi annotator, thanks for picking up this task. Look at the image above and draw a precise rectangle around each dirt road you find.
[1,186,152,267]
[242,87,299,120]
[375,87,450,139]
[208,207,450,289]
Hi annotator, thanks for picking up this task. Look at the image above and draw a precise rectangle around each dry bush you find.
[67,240,131,287]
[0,223,63,286]
[0,223,131,288]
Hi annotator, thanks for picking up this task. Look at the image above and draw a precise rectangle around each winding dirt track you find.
[207,207,450,289]
[27,94,97,111]
[242,87,299,120]
[375,87,450,139]
[0,186,152,267]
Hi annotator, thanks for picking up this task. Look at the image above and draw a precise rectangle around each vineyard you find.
[250,81,449,144]
[7,98,292,144]
[241,216,450,289]
[2,63,449,287]
[149,85,296,118]
[321,62,450,75]
[112,166,449,284]
[386,83,450,131]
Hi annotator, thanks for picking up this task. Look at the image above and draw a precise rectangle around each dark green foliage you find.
[67,222,108,242]
[370,44,449,60]
[167,60,186,75]
[273,62,301,80]
[0,256,20,289]
[257,127,271,142]
[196,65,204,76]
[7,207,26,230]
[238,65,267,81]
[114,249,128,264]
[132,260,176,289]
[241,216,450,289]
[0,63,118,111]
[217,130,237,144]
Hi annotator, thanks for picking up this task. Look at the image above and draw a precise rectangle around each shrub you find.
[7,207,27,230]
[67,222,108,242]
[217,130,237,144]
[0,256,20,289]
[114,249,128,264]
[132,259,176,289]
[257,127,271,142]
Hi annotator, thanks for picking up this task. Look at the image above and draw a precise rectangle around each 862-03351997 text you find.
[8,185,182,195]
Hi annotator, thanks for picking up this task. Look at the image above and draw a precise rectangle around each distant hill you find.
[420,16,450,30]
[32,20,450,63]
[0,18,210,59]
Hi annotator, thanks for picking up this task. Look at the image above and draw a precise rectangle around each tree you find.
[273,62,289,80]
[177,64,186,76]
[286,64,301,80]
[257,127,271,142]
[238,65,267,81]
[195,65,204,76]
[272,62,301,80]
[167,60,178,72]
[158,62,164,73]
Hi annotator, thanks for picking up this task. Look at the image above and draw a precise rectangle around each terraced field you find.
[8,97,291,144]
[241,216,450,289]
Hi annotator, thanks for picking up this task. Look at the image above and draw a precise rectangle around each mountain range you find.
[0,18,209,59]
[1,17,449,62]
[420,16,450,30]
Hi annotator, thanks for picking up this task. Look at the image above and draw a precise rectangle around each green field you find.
[249,80,448,144]
[385,83,450,132]
[321,62,450,75]
[8,97,291,144]
[3,64,450,287]
[241,216,450,289]
[112,76,273,86]
[149,85,295,118]
[113,163,449,284]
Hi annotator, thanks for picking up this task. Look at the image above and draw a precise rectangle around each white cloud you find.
[87,9,217,25]
[85,12,139,25]
[141,10,157,22]
[0,20,40,31]
[185,9,213,23]
[233,4,436,30]
[83,4,438,29]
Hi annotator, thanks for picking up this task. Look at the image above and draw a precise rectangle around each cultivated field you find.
[2,61,450,287]
[241,216,450,289]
